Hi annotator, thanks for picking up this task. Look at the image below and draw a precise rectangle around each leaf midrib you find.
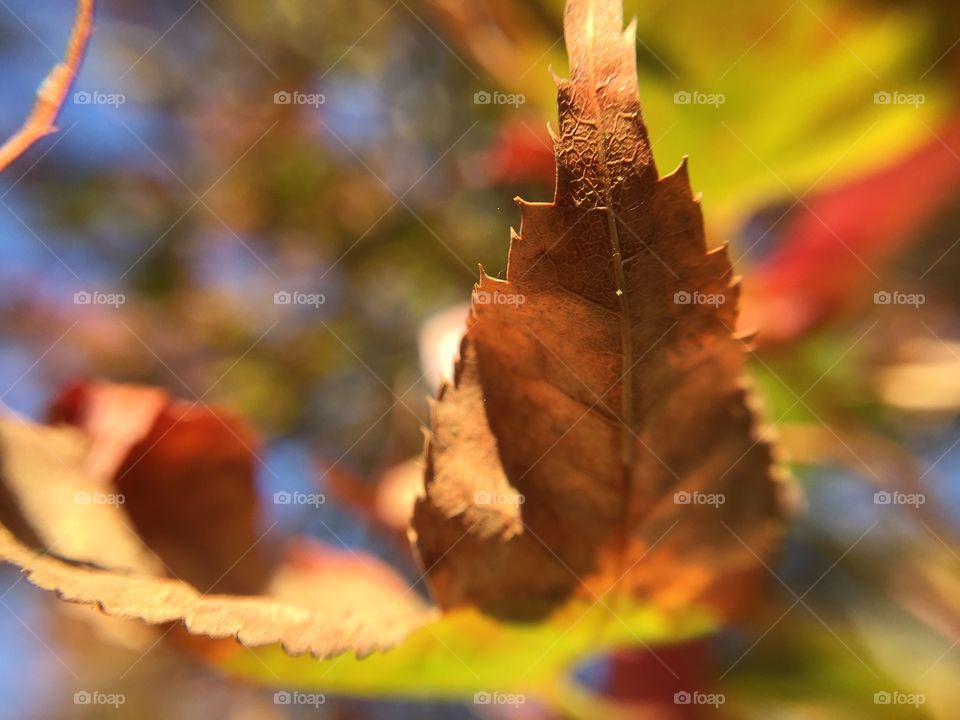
[579,2,635,470]
[579,0,637,596]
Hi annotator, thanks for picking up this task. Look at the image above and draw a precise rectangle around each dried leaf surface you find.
[0,418,158,573]
[413,0,788,619]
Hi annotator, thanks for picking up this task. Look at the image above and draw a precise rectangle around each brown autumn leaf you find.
[172,535,430,663]
[0,0,791,668]
[48,380,269,594]
[412,0,791,620]
[0,415,432,658]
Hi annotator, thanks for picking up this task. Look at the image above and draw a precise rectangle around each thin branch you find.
[0,0,95,173]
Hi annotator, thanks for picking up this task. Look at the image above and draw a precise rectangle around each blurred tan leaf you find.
[418,302,470,393]
[875,337,960,413]
[375,458,423,533]
[413,0,790,620]
[0,417,158,573]
[0,415,431,658]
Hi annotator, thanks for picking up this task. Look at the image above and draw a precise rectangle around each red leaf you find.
[49,380,270,594]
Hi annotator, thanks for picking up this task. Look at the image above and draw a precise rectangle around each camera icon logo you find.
[673,91,692,105]
[274,291,292,305]
[674,691,692,704]
[274,91,292,105]
[73,91,92,105]
[673,290,691,304]
[474,91,492,105]
[874,91,892,105]
[474,692,492,704]
[874,291,891,304]
[874,691,891,705]
[674,491,692,505]
[274,691,292,705]
[74,691,92,705]
[273,491,292,505]
[74,290,92,304]
[874,491,892,505]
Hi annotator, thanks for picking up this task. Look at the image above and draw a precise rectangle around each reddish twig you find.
[0,0,95,173]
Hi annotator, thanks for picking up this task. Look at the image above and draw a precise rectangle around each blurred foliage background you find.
[3,0,960,717]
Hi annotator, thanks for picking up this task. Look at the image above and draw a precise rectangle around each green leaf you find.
[224,601,716,699]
